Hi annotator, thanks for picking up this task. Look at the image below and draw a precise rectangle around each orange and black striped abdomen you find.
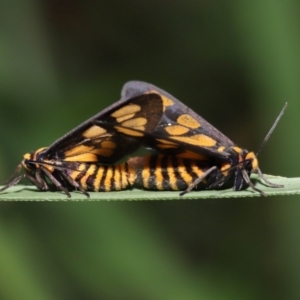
[67,162,133,191]
[128,155,214,191]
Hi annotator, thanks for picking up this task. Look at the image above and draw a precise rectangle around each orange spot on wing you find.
[101,141,116,149]
[91,148,113,157]
[114,126,144,137]
[232,146,243,154]
[64,145,93,157]
[217,146,226,153]
[82,125,106,139]
[177,114,200,129]
[111,104,141,123]
[64,153,99,162]
[171,134,216,147]
[165,125,189,135]
[121,117,147,129]
[114,113,135,123]
[160,95,174,110]
[156,139,178,146]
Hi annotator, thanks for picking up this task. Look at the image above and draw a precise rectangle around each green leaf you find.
[0,174,299,201]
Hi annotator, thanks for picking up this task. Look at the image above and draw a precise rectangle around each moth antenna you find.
[1,163,23,185]
[256,102,287,157]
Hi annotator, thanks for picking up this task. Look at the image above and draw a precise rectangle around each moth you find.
[0,93,163,197]
[98,81,286,196]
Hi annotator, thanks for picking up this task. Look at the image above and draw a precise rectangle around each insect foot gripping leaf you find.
[120,81,287,196]
[0,92,164,197]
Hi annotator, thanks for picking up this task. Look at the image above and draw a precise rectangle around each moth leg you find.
[60,171,90,198]
[0,174,25,192]
[180,166,218,196]
[257,168,283,188]
[241,169,266,196]
[40,167,71,197]
[23,172,46,190]
[34,169,49,190]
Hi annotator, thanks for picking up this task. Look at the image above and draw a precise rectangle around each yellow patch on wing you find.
[121,117,147,130]
[160,95,174,109]
[232,146,243,154]
[101,141,116,149]
[156,139,178,146]
[115,113,135,123]
[64,153,99,162]
[171,134,216,147]
[82,125,107,139]
[164,125,190,135]
[111,104,141,123]
[91,148,114,157]
[156,138,178,150]
[64,142,117,161]
[177,114,200,129]
[114,126,144,137]
[64,145,94,157]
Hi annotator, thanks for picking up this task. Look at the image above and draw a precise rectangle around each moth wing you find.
[120,81,235,161]
[40,93,164,164]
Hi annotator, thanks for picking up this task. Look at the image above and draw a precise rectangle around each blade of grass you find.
[0,174,299,201]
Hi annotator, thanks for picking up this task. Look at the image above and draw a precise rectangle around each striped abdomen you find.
[67,162,134,191]
[21,151,225,194]
[128,154,216,191]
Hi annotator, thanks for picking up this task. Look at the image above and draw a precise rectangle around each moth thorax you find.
[245,151,258,171]
[33,147,48,160]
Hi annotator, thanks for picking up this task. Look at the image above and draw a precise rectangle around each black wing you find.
[40,93,164,164]
[118,81,236,161]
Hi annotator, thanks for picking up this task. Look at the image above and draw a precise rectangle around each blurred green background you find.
[0,1,300,299]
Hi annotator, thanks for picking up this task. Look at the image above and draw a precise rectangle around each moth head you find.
[21,147,48,172]
[244,151,258,173]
